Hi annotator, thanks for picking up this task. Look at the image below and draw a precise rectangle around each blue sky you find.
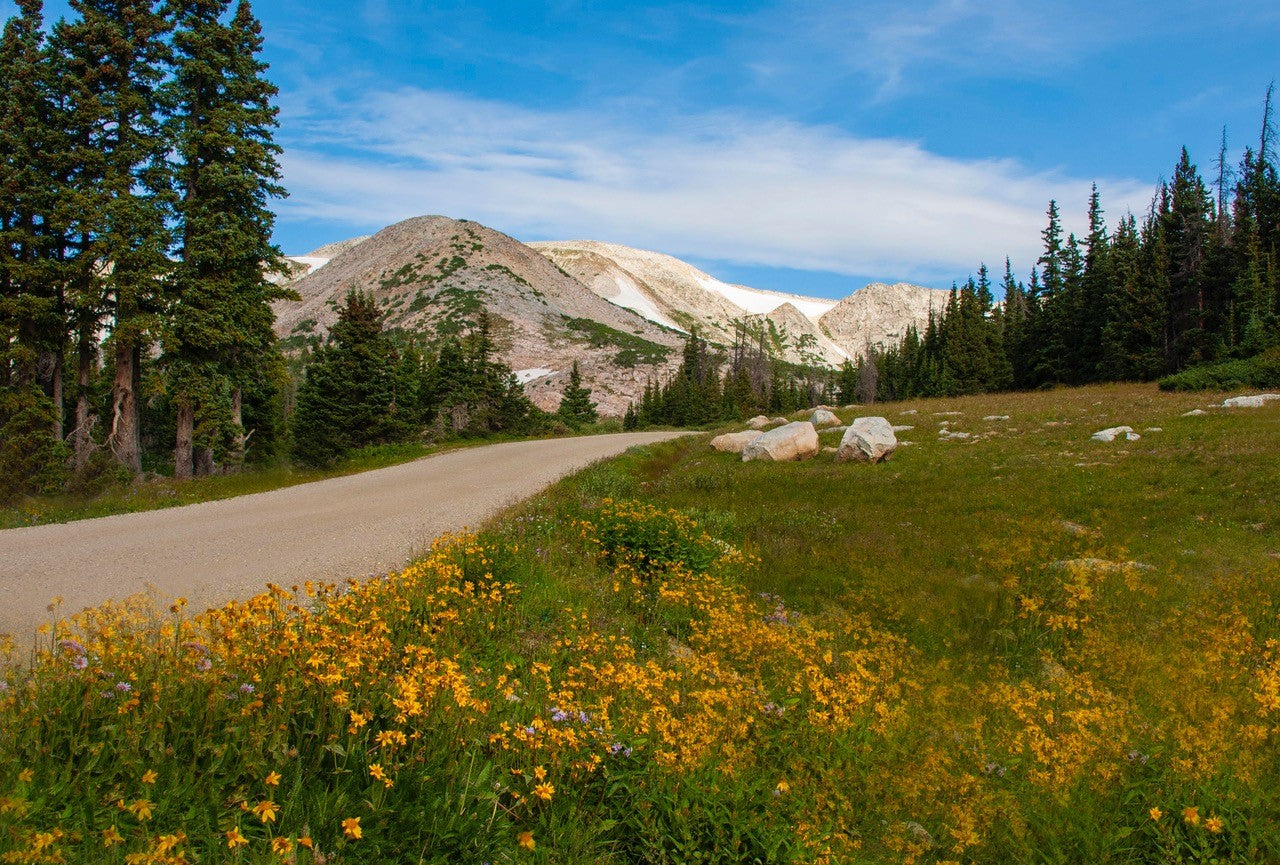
[6,0,1279,296]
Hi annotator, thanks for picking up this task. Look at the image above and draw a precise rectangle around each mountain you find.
[529,240,946,363]
[271,216,683,416]
[272,216,950,417]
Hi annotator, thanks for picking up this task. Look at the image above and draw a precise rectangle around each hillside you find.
[271,216,683,416]
[6,384,1278,863]
[531,239,948,363]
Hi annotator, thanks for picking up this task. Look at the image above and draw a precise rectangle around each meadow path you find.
[0,432,687,644]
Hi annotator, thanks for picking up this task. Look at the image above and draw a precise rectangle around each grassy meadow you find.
[2,383,1279,863]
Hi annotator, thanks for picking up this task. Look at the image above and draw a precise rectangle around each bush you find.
[1158,349,1280,391]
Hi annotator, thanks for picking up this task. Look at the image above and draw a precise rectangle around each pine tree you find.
[291,292,397,466]
[556,361,597,429]
[54,0,175,474]
[164,0,291,477]
[1079,185,1112,381]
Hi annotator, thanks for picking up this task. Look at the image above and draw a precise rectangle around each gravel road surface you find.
[0,432,687,643]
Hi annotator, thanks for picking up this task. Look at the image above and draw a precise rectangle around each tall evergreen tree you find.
[164,0,290,477]
[54,0,174,474]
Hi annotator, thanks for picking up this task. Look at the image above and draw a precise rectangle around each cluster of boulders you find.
[710,409,899,463]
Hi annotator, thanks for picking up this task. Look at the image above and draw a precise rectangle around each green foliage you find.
[1157,348,1280,391]
[291,292,400,466]
[0,385,68,503]
[564,317,670,366]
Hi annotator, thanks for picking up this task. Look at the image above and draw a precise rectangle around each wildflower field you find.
[2,383,1280,863]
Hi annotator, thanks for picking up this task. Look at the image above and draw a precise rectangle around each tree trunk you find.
[194,447,215,477]
[72,328,96,474]
[228,386,246,470]
[174,402,194,479]
[49,349,65,442]
[110,342,142,474]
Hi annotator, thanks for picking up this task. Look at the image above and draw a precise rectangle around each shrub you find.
[1157,349,1280,391]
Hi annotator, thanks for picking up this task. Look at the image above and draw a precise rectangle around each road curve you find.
[0,432,688,643]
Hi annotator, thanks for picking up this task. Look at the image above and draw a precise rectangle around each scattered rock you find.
[938,430,972,440]
[1091,426,1134,442]
[743,422,819,462]
[1145,427,1163,433]
[821,445,837,454]
[891,424,914,432]
[983,415,1011,421]
[709,431,762,453]
[900,409,918,416]
[770,417,789,426]
[1222,393,1280,408]
[810,408,842,427]
[836,416,898,463]
[934,411,963,416]
[897,440,915,446]
[1058,520,1096,537]
[1182,409,1208,417]
[746,415,771,430]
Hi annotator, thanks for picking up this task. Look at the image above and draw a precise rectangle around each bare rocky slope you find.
[530,240,948,363]
[271,217,682,416]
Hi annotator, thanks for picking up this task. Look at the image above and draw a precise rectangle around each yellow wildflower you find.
[225,827,248,848]
[265,771,281,787]
[1148,807,1162,821]
[141,769,157,785]
[533,782,554,801]
[17,769,33,783]
[342,817,362,840]
[1205,816,1224,833]
[518,831,535,850]
[369,764,393,788]
[252,800,279,823]
[1182,806,1200,826]
[272,837,294,854]
[298,836,314,849]
[102,826,124,847]
[128,799,154,820]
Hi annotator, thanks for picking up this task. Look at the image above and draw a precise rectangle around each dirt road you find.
[0,432,686,643]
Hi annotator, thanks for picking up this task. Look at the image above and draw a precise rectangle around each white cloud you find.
[277,88,1152,286]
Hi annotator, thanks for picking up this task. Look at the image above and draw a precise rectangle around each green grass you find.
[564,316,672,366]
[3,383,1279,863]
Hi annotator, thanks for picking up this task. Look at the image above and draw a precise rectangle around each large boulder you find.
[742,422,819,462]
[710,431,762,453]
[836,416,898,463]
[810,408,842,427]
[746,415,772,430]
[1222,393,1280,408]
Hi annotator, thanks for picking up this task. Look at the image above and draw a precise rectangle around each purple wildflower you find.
[71,655,88,670]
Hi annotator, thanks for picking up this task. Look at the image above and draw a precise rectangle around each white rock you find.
[1145,427,1163,433]
[836,416,898,463]
[891,425,915,432]
[810,408,842,427]
[770,417,789,426]
[1222,393,1280,408]
[1125,432,1141,441]
[983,415,1011,421]
[710,431,762,453]
[1182,409,1208,416]
[900,409,918,416]
[1091,426,1134,443]
[939,430,972,440]
[742,422,819,462]
[746,415,771,430]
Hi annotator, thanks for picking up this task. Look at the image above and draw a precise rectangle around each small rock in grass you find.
[1144,427,1162,433]
[1091,426,1134,442]
[891,425,914,432]
[1182,409,1208,416]
[983,415,1011,421]
[900,409,918,416]
[746,415,771,430]
[1222,393,1280,408]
